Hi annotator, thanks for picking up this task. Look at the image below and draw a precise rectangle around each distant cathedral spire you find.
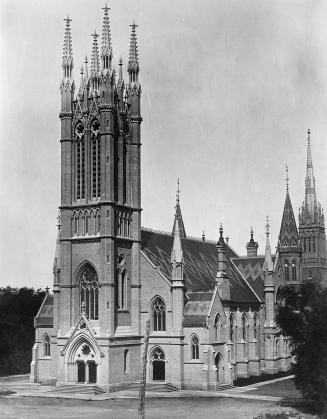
[62,16,73,79]
[101,4,113,72]
[172,179,186,238]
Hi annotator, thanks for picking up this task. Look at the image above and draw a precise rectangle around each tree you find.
[276,281,327,413]
[0,287,45,376]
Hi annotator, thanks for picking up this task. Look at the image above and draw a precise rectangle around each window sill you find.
[117,309,129,313]
[40,356,51,360]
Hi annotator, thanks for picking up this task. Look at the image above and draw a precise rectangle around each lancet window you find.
[191,335,199,360]
[242,313,247,341]
[214,313,220,341]
[90,119,101,199]
[80,265,99,320]
[116,254,128,310]
[284,260,289,282]
[253,312,258,340]
[43,334,50,357]
[152,297,166,331]
[291,260,297,281]
[75,121,85,200]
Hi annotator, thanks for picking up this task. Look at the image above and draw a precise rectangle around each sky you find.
[1,0,327,289]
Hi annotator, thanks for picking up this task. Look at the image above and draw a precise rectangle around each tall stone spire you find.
[264,217,274,273]
[304,129,318,221]
[90,31,100,92]
[172,179,186,238]
[101,4,112,72]
[62,16,73,79]
[298,129,326,281]
[128,21,139,83]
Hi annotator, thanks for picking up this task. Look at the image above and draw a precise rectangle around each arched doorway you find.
[151,347,165,381]
[66,339,99,384]
[77,360,85,383]
[88,361,97,384]
[215,352,222,384]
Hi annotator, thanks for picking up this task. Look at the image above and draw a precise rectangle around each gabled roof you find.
[141,228,260,303]
[34,294,53,328]
[278,191,299,248]
[232,255,272,302]
[183,291,213,326]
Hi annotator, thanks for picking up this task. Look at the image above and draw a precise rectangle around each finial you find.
[225,236,229,243]
[176,178,180,205]
[64,15,72,25]
[285,164,289,192]
[118,56,123,80]
[45,286,50,294]
[219,222,223,238]
[202,230,205,242]
[265,216,270,236]
[250,226,253,239]
[307,128,311,143]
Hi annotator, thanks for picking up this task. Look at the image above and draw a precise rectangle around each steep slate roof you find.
[183,291,213,326]
[231,255,275,302]
[278,191,299,247]
[141,229,261,303]
[35,294,53,327]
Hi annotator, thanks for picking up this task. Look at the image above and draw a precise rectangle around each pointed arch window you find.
[229,314,234,342]
[43,334,50,357]
[303,238,307,253]
[80,265,99,320]
[291,260,297,281]
[214,313,220,341]
[313,237,316,253]
[90,119,101,199]
[152,297,166,331]
[191,335,199,360]
[253,312,258,340]
[75,121,85,200]
[284,260,290,282]
[242,313,247,341]
[308,237,311,253]
[116,254,128,310]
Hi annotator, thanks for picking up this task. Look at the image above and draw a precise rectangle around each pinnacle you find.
[101,4,112,69]
[62,16,73,77]
[91,31,100,77]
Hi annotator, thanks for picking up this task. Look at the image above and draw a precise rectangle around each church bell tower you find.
[56,8,142,345]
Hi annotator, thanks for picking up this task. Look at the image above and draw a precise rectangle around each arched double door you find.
[151,347,166,381]
[76,359,97,384]
[66,340,99,384]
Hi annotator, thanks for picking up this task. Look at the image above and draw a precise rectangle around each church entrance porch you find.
[151,347,166,381]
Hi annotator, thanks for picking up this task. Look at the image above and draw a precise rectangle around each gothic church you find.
[30,7,327,391]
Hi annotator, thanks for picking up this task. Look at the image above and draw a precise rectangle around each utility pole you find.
[138,319,150,419]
